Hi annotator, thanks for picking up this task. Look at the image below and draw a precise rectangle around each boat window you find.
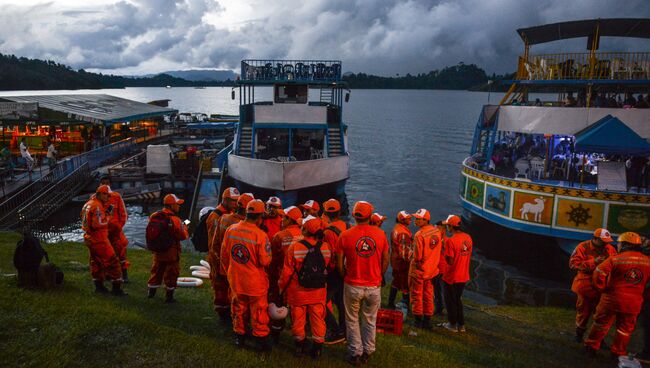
[274,84,308,104]
[292,129,325,161]
[255,128,290,160]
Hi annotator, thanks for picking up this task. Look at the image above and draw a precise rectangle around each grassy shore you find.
[0,231,643,367]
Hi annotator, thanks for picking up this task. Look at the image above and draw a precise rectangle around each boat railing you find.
[240,59,342,83]
[215,142,233,170]
[517,52,650,81]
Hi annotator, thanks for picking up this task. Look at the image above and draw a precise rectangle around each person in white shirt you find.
[19,138,34,172]
[46,140,57,168]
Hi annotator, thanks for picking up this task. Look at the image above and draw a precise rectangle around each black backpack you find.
[325,222,349,237]
[296,240,327,289]
[191,208,220,252]
[146,211,175,252]
[13,233,46,272]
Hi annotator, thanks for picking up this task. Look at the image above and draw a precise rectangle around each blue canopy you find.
[574,115,650,155]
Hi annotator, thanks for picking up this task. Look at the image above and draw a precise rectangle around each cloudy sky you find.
[0,0,649,76]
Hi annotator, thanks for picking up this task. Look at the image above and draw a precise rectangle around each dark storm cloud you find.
[0,0,649,75]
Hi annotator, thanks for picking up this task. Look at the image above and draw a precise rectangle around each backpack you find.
[296,240,327,289]
[191,208,220,252]
[146,211,175,252]
[13,233,46,272]
[325,222,349,237]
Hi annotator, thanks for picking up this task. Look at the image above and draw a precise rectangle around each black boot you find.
[414,315,423,328]
[423,316,433,330]
[121,269,129,284]
[165,289,176,304]
[147,288,157,298]
[387,287,398,309]
[94,280,109,294]
[294,339,306,357]
[257,335,272,352]
[218,311,231,325]
[234,333,246,348]
[402,294,410,309]
[310,341,323,359]
[111,282,128,297]
[575,327,585,343]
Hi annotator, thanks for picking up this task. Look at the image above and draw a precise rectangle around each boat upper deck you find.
[238,59,344,85]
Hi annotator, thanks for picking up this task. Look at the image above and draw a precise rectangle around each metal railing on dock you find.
[240,59,342,83]
[517,52,650,80]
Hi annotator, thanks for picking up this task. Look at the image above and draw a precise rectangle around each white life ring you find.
[177,277,203,287]
[200,260,211,270]
[191,270,211,279]
[190,265,210,272]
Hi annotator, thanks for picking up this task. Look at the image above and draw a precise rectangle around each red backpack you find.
[146,211,175,252]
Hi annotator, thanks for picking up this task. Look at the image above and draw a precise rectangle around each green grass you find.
[0,231,642,367]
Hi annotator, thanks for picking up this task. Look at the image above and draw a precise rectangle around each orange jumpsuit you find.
[211,211,243,313]
[262,215,282,240]
[81,198,122,282]
[146,208,189,290]
[278,238,332,343]
[390,223,412,292]
[221,221,272,337]
[409,224,442,317]
[106,191,129,270]
[569,240,617,332]
[269,224,303,303]
[205,204,230,312]
[585,250,650,356]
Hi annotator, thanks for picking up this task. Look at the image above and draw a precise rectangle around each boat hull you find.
[459,159,650,253]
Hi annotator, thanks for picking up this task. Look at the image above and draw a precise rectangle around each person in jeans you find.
[337,201,389,366]
[440,215,473,333]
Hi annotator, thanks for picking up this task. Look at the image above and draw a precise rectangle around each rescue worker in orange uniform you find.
[584,232,650,357]
[81,185,126,296]
[409,208,442,330]
[433,220,448,316]
[147,194,189,303]
[279,215,332,359]
[301,200,320,218]
[212,192,254,322]
[370,213,387,228]
[387,210,412,309]
[322,198,349,344]
[220,199,272,351]
[569,228,617,342]
[440,215,473,333]
[205,187,239,317]
[262,196,283,240]
[268,205,303,342]
[99,176,130,282]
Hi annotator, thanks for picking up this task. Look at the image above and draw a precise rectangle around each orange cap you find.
[371,212,387,224]
[442,214,461,226]
[593,228,613,243]
[617,232,641,245]
[237,193,255,208]
[222,187,240,200]
[352,201,373,219]
[397,210,411,221]
[246,199,265,214]
[413,208,431,221]
[266,196,282,208]
[163,193,185,205]
[302,215,322,235]
[301,200,320,212]
[96,185,111,194]
[283,206,303,223]
[323,198,341,212]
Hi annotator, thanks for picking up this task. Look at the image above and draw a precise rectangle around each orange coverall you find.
[146,208,189,290]
[569,240,617,332]
[278,238,332,343]
[221,221,272,337]
[81,198,122,282]
[584,250,650,356]
[262,215,282,240]
[210,211,243,312]
[269,224,303,303]
[106,191,129,269]
[205,204,230,312]
[391,223,412,292]
[409,224,442,317]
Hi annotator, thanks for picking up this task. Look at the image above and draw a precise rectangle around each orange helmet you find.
[237,193,255,208]
[618,232,642,246]
[96,185,111,194]
[163,194,184,205]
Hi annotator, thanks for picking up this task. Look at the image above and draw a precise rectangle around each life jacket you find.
[296,240,327,289]
[146,211,175,253]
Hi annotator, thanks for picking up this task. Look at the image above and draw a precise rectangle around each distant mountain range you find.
[139,69,237,82]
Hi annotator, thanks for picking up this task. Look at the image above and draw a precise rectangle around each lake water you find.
[1,87,572,305]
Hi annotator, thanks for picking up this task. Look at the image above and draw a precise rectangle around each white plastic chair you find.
[514,159,530,179]
[530,159,546,179]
